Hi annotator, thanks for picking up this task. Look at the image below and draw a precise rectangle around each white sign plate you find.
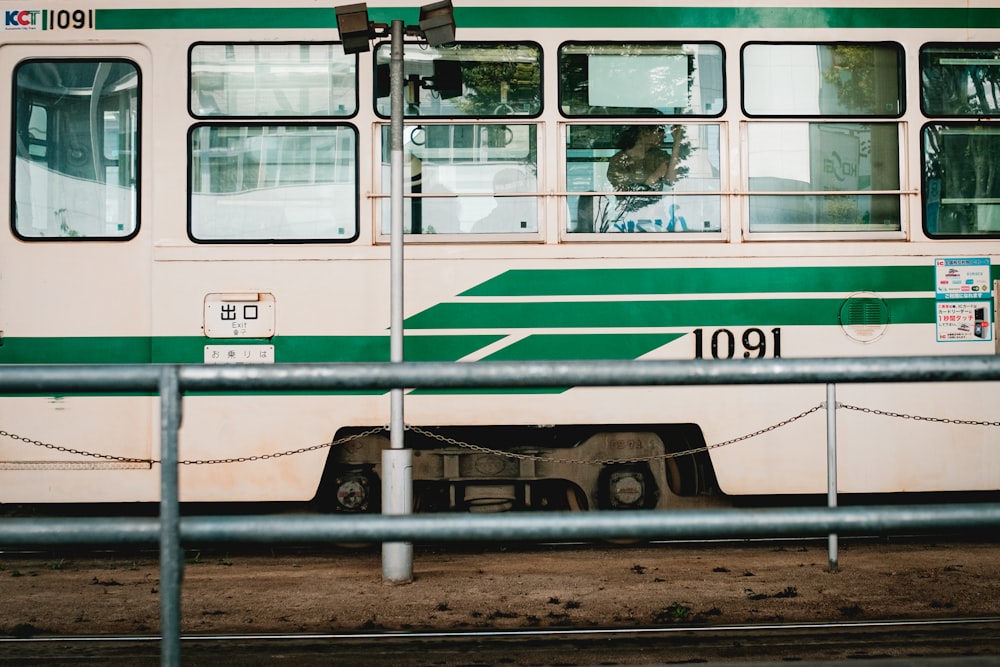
[204,345,275,364]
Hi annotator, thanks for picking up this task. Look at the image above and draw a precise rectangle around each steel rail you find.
[4,616,1000,644]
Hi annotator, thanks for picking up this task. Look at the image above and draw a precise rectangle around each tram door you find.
[0,45,156,501]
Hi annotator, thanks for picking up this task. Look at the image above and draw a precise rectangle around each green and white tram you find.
[1,1,998,512]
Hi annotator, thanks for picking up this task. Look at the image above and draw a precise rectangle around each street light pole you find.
[334,1,455,585]
[382,17,413,584]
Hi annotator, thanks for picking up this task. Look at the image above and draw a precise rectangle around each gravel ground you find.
[2,537,999,637]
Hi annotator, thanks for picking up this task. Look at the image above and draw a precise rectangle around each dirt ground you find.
[2,537,999,638]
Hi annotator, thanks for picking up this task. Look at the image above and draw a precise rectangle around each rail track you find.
[3,618,1000,665]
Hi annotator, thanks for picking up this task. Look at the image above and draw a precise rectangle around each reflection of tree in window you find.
[924,125,1000,234]
[822,45,900,115]
[452,46,540,116]
[922,47,1000,116]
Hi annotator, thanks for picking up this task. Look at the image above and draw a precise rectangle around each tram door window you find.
[920,44,1000,237]
[187,43,359,242]
[557,42,724,235]
[742,43,905,234]
[373,42,541,237]
[12,60,139,239]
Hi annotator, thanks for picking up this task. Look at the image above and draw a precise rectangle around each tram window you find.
[374,42,541,118]
[566,123,722,234]
[747,122,901,232]
[921,44,1000,117]
[742,43,903,117]
[376,123,538,235]
[189,124,358,242]
[923,123,1000,237]
[190,43,356,118]
[12,59,139,240]
[558,42,724,117]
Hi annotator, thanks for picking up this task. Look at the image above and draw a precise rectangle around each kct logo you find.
[5,10,43,28]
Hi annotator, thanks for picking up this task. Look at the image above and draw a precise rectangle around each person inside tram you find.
[601,124,685,232]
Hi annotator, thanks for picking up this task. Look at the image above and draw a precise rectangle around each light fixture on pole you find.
[418,0,456,46]
[334,3,377,54]
[335,1,455,51]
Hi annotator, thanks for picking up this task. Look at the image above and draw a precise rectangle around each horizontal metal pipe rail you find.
[3,505,1000,546]
[2,355,1000,393]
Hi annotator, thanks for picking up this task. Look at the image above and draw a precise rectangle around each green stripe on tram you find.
[0,334,504,365]
[94,6,1000,31]
[460,266,933,298]
[404,297,933,330]
[411,332,685,394]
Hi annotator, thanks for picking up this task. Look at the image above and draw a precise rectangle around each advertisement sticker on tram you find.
[935,258,993,342]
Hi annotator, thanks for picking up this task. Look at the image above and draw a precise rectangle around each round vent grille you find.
[839,292,890,343]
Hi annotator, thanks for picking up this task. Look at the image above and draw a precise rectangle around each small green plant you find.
[654,602,691,623]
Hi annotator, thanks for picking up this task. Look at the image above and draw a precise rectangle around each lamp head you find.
[419,0,456,46]
[336,3,373,54]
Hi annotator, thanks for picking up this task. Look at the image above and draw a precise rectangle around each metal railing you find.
[3,356,1000,666]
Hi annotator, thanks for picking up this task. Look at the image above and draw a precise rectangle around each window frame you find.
[921,120,1000,239]
[919,42,1000,119]
[557,40,726,119]
[741,41,906,119]
[372,40,544,120]
[372,119,544,244]
[559,120,728,242]
[11,56,142,242]
[188,41,359,120]
[740,120,907,241]
[186,122,360,244]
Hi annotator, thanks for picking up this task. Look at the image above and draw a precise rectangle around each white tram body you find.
[0,1,998,512]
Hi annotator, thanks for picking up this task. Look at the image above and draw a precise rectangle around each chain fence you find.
[3,401,998,468]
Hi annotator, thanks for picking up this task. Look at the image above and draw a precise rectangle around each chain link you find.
[838,403,1000,427]
[0,426,387,466]
[408,404,825,465]
[4,401,995,468]
[0,430,151,465]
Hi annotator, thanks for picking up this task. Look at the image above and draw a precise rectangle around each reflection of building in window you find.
[472,168,537,233]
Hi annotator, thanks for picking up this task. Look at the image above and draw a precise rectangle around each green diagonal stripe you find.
[460,266,933,298]
[405,297,933,330]
[411,332,683,394]
[485,333,684,360]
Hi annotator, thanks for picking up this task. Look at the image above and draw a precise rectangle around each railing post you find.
[826,383,839,573]
[159,366,182,666]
